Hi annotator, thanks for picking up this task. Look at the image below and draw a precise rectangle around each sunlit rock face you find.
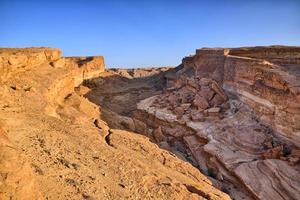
[177,46,300,145]
[134,46,300,200]
[1,46,299,200]
[0,48,230,200]
[224,46,300,145]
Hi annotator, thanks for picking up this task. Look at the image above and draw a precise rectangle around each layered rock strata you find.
[0,48,229,200]
[133,46,300,200]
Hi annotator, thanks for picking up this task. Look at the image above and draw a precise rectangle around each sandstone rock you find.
[234,159,300,200]
[44,48,61,61]
[205,107,220,115]
[167,93,178,107]
[198,86,215,101]
[50,58,65,68]
[0,125,41,200]
[153,126,166,142]
[180,103,191,110]
[173,106,185,118]
[3,45,300,200]
[0,48,230,200]
[211,81,227,101]
[134,46,300,200]
[263,146,282,159]
[210,94,225,107]
[193,94,209,111]
[199,78,212,86]
[133,118,148,134]
[187,77,199,89]
[286,149,300,165]
[8,54,28,66]
[190,111,205,121]
[223,51,300,144]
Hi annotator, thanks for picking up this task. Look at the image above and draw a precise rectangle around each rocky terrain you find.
[0,46,299,200]
[0,48,229,200]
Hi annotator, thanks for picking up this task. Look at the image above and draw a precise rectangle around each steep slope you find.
[0,48,229,200]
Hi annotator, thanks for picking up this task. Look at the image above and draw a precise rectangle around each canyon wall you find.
[0,48,229,200]
[229,46,300,65]
[134,46,300,200]
[1,45,299,200]
[182,46,300,145]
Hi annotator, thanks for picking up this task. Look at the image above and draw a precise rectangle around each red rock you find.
[190,111,205,121]
[167,93,178,107]
[205,107,221,117]
[199,78,212,86]
[187,78,199,89]
[193,94,209,111]
[180,103,191,110]
[263,146,282,159]
[286,149,300,165]
[153,126,166,142]
[198,86,215,101]
[210,94,225,107]
[211,81,227,101]
[173,106,185,118]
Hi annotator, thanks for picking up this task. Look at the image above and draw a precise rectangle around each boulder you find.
[153,126,166,142]
[204,107,221,116]
[173,106,185,118]
[198,86,215,101]
[211,81,227,100]
[210,93,225,107]
[193,94,209,111]
[190,111,205,121]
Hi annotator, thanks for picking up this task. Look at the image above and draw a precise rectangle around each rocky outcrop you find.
[0,48,229,200]
[134,46,300,200]
[0,48,61,83]
[2,45,298,200]
[166,46,300,145]
[44,56,105,117]
[228,46,300,65]
[223,55,300,144]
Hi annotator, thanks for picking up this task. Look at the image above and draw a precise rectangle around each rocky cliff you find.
[177,46,300,144]
[1,46,299,200]
[0,48,229,200]
[130,46,300,200]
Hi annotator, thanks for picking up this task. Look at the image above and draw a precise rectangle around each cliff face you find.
[0,48,105,199]
[0,48,61,82]
[182,46,300,145]
[1,46,299,200]
[0,48,229,200]
[132,46,300,200]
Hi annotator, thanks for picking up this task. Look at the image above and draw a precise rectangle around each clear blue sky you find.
[1,0,299,67]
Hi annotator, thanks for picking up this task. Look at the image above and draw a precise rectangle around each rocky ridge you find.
[0,48,229,199]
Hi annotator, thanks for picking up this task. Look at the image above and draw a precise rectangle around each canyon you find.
[0,46,299,200]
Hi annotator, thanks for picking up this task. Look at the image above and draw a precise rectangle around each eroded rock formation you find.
[82,46,300,200]
[0,48,229,200]
[132,46,300,200]
[1,46,299,200]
